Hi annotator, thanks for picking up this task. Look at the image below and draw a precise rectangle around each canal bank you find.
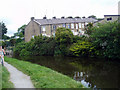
[13,55,120,88]
[5,56,84,88]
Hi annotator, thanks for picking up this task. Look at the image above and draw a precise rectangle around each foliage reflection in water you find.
[14,56,120,88]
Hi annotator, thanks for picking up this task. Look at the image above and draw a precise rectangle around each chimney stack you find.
[31,17,34,21]
[53,16,56,19]
[43,15,47,19]
[61,16,65,19]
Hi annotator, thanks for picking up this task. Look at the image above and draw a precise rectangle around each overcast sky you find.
[0,0,119,36]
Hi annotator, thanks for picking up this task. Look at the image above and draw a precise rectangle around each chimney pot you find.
[31,17,34,21]
[53,16,56,19]
[43,15,47,19]
[61,16,65,19]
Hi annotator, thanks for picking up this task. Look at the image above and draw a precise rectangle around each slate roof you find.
[34,18,97,25]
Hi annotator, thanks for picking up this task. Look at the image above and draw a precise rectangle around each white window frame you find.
[82,23,84,28]
[71,23,74,29]
[71,30,74,34]
[62,24,66,27]
[66,24,70,29]
[79,23,82,28]
[42,26,46,31]
[76,24,78,29]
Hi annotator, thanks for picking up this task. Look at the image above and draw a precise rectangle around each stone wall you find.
[25,21,40,42]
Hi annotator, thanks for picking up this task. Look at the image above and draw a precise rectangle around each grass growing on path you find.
[5,57,84,88]
[2,66,14,88]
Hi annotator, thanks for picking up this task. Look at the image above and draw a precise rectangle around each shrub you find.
[70,41,95,57]
[90,21,120,59]
[55,27,73,55]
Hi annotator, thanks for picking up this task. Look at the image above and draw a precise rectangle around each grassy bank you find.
[5,57,84,88]
[2,66,14,88]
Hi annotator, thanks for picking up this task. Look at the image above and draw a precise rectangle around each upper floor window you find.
[107,18,112,21]
[62,24,66,27]
[71,23,74,29]
[53,25,56,30]
[66,24,70,29]
[85,22,88,25]
[76,24,78,29]
[79,23,81,28]
[82,23,84,28]
[42,26,46,31]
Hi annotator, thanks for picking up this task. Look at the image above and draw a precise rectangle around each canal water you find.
[14,56,120,88]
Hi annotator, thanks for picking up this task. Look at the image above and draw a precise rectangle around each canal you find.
[14,56,120,88]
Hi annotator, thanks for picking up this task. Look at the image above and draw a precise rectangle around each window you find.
[42,26,46,31]
[53,33,55,37]
[71,30,74,34]
[82,23,84,28]
[107,18,112,21]
[76,24,78,29]
[67,24,70,29]
[32,35,34,39]
[79,23,81,28]
[66,24,70,29]
[53,25,56,30]
[58,25,61,27]
[79,29,82,33]
[62,24,66,27]
[85,22,88,25]
[71,23,74,29]
[79,29,84,35]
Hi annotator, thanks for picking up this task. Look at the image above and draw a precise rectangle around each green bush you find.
[55,27,73,55]
[90,21,120,59]
[13,41,26,56]
[20,49,31,56]
[70,41,95,57]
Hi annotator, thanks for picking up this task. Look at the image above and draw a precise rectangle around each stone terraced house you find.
[25,17,97,42]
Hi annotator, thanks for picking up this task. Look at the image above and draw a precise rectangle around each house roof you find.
[104,15,120,17]
[34,18,97,25]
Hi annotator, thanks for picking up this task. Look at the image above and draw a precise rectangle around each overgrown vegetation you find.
[14,21,120,59]
[90,21,120,59]
[5,57,84,88]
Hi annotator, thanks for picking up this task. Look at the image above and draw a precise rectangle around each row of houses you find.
[25,17,97,42]
[25,2,120,42]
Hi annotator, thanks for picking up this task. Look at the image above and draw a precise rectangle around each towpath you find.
[4,62,35,88]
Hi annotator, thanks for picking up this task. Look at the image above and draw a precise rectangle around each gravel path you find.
[4,62,35,88]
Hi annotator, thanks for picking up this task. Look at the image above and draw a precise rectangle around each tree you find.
[70,41,95,57]
[13,24,26,38]
[18,24,26,37]
[0,22,7,39]
[90,21,120,59]
[2,35,10,40]
[85,23,93,35]
[55,27,73,55]
[88,15,97,19]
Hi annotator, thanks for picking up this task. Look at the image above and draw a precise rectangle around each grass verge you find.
[2,66,14,88]
[5,56,84,88]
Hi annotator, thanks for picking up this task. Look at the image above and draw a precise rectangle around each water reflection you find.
[13,56,120,88]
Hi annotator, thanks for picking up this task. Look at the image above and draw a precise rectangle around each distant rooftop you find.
[104,15,120,17]
[33,17,97,25]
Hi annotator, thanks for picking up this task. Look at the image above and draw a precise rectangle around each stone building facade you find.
[25,17,97,42]
[94,15,120,26]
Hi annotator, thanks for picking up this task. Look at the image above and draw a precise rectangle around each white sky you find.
[0,0,119,36]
